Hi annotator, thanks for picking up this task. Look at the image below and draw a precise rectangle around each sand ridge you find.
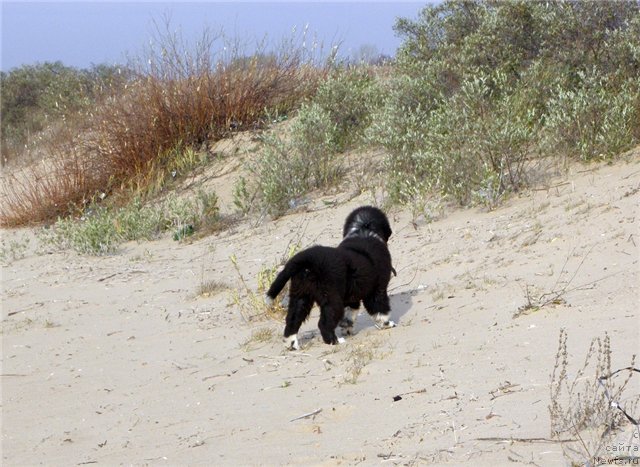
[2,155,639,465]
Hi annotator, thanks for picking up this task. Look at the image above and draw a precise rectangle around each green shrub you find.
[372,70,540,207]
[544,72,640,161]
[40,191,219,255]
[311,68,383,150]
[247,102,347,217]
[248,131,311,216]
[0,62,127,165]
[373,0,639,210]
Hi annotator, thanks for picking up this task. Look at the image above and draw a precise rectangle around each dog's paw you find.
[339,317,353,328]
[265,295,274,307]
[373,313,397,330]
[339,317,354,336]
[337,337,346,344]
[284,334,300,351]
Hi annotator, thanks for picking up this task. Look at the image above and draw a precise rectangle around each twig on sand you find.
[388,267,419,293]
[290,408,322,422]
[474,436,577,444]
[398,388,427,397]
[393,388,427,401]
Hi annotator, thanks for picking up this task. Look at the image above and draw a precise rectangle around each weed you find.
[196,280,228,298]
[342,336,386,385]
[230,240,299,322]
[515,247,604,318]
[0,236,30,265]
[241,327,276,351]
[549,329,639,464]
[230,228,303,323]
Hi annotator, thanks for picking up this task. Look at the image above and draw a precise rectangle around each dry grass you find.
[230,227,304,323]
[340,335,388,385]
[241,327,276,351]
[196,280,229,298]
[549,329,639,465]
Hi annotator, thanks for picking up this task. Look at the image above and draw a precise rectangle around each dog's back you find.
[339,236,392,302]
[266,245,348,301]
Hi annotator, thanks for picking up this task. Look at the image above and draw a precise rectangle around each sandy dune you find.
[2,153,639,465]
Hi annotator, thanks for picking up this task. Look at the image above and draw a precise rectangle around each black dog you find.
[266,206,396,350]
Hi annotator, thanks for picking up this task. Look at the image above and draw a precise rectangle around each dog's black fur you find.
[266,206,395,349]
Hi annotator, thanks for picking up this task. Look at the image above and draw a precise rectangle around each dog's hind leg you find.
[318,297,346,345]
[284,295,313,350]
[339,303,360,336]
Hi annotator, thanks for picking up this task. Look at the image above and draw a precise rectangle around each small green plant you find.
[39,191,219,255]
[0,236,30,264]
[248,131,310,216]
[195,188,220,227]
[232,176,252,215]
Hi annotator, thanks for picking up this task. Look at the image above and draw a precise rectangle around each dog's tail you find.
[266,249,317,300]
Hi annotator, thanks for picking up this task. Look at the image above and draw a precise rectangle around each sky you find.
[0,2,428,72]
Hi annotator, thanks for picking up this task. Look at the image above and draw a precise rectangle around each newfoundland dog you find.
[266,206,396,350]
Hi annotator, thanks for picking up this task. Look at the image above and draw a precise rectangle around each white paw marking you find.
[337,337,345,344]
[373,313,396,329]
[265,295,274,307]
[285,334,299,350]
[346,307,358,323]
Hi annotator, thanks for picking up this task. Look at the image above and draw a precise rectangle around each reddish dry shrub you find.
[0,128,106,226]
[94,54,321,180]
[0,27,326,226]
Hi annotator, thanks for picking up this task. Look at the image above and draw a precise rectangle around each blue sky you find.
[1,2,428,71]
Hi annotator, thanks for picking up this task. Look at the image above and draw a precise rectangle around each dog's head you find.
[342,206,392,243]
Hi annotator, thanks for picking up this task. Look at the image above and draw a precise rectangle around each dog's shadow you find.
[348,290,415,335]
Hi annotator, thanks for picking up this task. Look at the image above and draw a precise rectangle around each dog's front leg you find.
[373,313,397,329]
[364,292,396,329]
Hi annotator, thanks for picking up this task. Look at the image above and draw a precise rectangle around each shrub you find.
[311,68,383,150]
[247,131,311,217]
[373,0,640,210]
[40,191,219,255]
[543,72,640,161]
[0,62,127,165]
[1,22,326,227]
[372,70,540,207]
[246,104,346,217]
[242,67,382,217]
[92,25,324,186]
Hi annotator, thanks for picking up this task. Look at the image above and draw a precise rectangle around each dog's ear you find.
[384,225,392,241]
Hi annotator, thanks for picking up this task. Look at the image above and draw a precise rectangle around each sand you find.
[2,151,639,465]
